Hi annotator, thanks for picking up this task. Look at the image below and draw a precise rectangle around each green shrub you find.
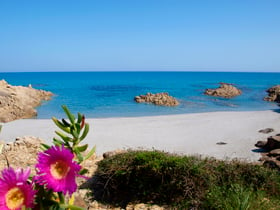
[89,150,280,209]
[204,184,280,210]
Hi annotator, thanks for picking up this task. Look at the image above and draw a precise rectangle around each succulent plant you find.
[42,105,95,175]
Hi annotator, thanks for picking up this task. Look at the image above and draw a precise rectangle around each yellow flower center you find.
[50,160,70,180]
[5,187,25,210]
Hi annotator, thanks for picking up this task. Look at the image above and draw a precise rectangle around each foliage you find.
[0,106,94,210]
[50,105,95,166]
[204,184,280,210]
[91,150,280,209]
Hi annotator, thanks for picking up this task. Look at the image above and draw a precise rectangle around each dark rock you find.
[268,149,280,157]
[263,85,280,103]
[255,134,280,170]
[216,142,227,145]
[266,136,280,150]
[258,128,274,134]
[255,141,268,149]
[256,136,280,151]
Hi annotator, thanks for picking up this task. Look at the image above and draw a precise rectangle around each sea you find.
[0,71,279,119]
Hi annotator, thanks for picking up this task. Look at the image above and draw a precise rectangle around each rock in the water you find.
[134,92,179,106]
[264,85,280,103]
[204,83,242,98]
[0,80,53,122]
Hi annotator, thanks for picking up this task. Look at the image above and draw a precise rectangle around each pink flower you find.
[35,145,81,195]
[0,167,36,210]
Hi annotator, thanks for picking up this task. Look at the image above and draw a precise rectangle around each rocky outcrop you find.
[204,83,242,98]
[134,92,179,106]
[255,135,280,151]
[0,136,44,175]
[263,85,280,103]
[0,80,53,122]
[255,134,280,171]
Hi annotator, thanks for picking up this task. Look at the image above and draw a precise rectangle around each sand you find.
[1,110,280,162]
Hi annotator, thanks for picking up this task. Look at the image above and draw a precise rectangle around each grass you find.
[88,150,280,209]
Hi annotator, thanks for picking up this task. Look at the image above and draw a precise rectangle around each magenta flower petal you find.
[0,167,36,210]
[35,145,81,195]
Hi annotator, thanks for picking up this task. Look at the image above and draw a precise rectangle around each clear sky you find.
[0,0,279,72]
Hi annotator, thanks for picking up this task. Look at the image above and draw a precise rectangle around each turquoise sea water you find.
[0,71,279,119]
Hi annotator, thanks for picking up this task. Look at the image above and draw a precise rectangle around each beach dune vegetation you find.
[90,150,280,209]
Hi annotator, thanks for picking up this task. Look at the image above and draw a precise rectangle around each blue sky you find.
[0,0,279,72]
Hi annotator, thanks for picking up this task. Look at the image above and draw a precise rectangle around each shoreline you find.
[1,110,280,162]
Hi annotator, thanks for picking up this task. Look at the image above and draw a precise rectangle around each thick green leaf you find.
[52,138,64,146]
[70,127,79,139]
[55,131,73,142]
[62,105,75,124]
[79,123,89,141]
[74,148,84,163]
[79,168,89,175]
[77,112,83,123]
[75,123,81,134]
[41,143,50,150]
[52,117,70,133]
[84,146,96,160]
[76,144,88,152]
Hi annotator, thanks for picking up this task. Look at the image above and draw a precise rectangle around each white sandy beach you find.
[1,110,280,162]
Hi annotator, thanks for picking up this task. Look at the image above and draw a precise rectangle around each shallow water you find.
[0,71,279,118]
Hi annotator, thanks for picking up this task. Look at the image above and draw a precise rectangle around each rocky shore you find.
[0,80,53,122]
[255,131,280,171]
[263,85,280,103]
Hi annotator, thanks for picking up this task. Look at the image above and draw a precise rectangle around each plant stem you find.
[58,192,65,204]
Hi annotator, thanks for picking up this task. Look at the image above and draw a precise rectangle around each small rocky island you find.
[0,80,53,122]
[134,92,179,106]
[263,85,280,103]
[204,82,242,98]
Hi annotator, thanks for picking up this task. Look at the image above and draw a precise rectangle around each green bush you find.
[89,150,280,209]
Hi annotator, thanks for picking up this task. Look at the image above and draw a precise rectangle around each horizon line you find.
[0,70,280,73]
